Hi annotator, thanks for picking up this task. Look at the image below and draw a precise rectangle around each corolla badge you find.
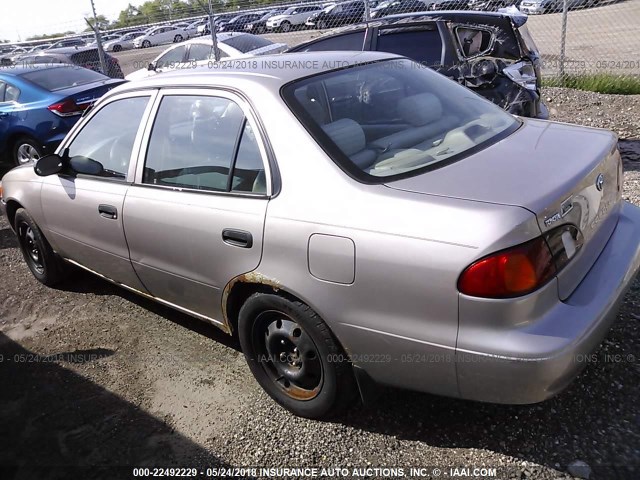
[596,173,605,191]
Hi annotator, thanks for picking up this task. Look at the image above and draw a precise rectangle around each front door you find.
[123,90,271,325]
[40,92,155,291]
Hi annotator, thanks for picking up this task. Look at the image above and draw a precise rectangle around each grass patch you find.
[542,74,640,95]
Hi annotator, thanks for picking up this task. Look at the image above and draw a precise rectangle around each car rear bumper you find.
[456,201,640,404]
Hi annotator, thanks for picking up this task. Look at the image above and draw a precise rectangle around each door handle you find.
[222,229,253,248]
[98,204,118,220]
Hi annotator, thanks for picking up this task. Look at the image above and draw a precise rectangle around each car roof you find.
[184,32,252,45]
[117,51,398,91]
[292,9,519,43]
[45,46,95,54]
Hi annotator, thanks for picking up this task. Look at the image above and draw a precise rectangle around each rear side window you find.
[222,35,272,53]
[376,27,443,66]
[143,95,265,194]
[70,50,100,64]
[21,67,108,91]
[455,27,492,57]
[297,32,366,52]
[187,43,214,61]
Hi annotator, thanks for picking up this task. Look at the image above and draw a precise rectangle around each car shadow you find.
[0,332,241,479]
[55,269,242,353]
[619,139,640,172]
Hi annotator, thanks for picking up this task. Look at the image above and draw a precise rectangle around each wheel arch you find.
[4,199,24,231]
[222,272,335,343]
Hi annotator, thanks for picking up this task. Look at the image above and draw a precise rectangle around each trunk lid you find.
[60,78,126,109]
[385,119,622,299]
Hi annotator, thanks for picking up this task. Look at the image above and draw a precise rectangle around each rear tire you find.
[14,208,69,286]
[257,25,266,34]
[280,21,292,33]
[12,136,42,166]
[238,293,357,419]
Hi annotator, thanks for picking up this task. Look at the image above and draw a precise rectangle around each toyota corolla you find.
[2,52,639,419]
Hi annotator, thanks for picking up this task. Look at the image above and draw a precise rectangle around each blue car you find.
[0,64,125,165]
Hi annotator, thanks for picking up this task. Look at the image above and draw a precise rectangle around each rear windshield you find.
[21,67,107,91]
[222,35,272,53]
[282,59,519,182]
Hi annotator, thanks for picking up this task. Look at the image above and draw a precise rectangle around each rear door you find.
[122,89,271,326]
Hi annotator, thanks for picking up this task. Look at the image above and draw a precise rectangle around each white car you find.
[266,5,322,32]
[125,33,288,81]
[133,26,187,48]
[86,33,120,48]
[173,20,202,38]
[103,31,145,52]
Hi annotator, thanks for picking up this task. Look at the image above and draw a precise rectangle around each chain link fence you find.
[2,0,638,83]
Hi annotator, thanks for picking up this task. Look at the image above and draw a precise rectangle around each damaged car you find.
[288,10,548,118]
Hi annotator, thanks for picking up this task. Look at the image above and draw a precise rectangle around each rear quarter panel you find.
[242,85,541,396]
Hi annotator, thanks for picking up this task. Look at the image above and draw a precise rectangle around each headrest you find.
[322,118,365,156]
[398,93,443,127]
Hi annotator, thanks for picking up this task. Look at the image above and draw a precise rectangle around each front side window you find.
[143,95,266,194]
[65,96,149,180]
[283,59,519,182]
[156,46,187,68]
[5,83,20,102]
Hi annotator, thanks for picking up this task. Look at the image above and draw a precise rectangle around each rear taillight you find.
[458,225,583,299]
[48,99,84,117]
[503,60,537,91]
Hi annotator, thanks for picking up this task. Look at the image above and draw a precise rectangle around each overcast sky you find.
[1,0,136,41]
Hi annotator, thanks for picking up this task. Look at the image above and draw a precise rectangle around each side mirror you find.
[70,156,104,175]
[34,154,64,176]
[148,62,156,71]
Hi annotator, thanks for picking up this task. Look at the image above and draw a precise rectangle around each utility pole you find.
[88,0,108,76]
[559,0,569,83]
[208,0,220,61]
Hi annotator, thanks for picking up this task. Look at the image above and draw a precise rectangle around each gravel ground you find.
[0,88,639,480]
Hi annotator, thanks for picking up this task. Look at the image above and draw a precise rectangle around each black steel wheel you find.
[15,208,69,286]
[238,293,357,418]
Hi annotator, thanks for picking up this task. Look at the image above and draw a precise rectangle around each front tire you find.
[174,34,183,43]
[12,136,42,166]
[238,293,357,419]
[317,20,327,30]
[113,44,122,52]
[142,40,151,48]
[15,209,69,286]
